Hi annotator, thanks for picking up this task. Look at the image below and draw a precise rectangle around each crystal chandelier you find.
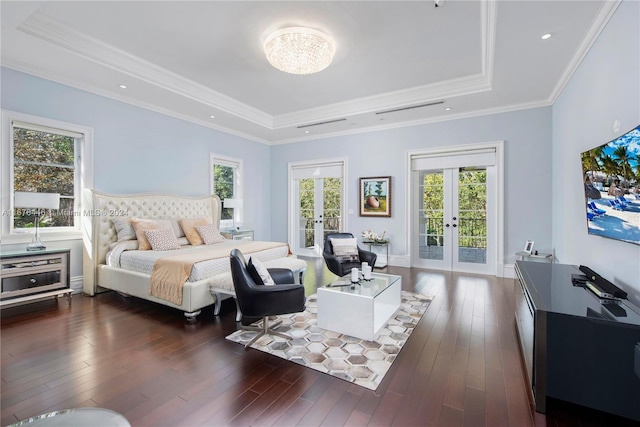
[264,27,335,75]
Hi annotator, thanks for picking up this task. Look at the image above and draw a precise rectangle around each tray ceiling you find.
[1,1,617,144]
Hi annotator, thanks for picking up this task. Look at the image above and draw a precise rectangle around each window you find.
[1,110,93,239]
[210,154,242,229]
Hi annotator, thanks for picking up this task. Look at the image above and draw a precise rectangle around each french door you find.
[410,145,500,275]
[289,159,345,257]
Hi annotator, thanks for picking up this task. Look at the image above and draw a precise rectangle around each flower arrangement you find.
[361,229,388,243]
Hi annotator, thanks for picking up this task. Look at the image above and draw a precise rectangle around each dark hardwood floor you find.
[1,259,635,426]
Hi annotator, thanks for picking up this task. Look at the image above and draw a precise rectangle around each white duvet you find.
[106,239,290,282]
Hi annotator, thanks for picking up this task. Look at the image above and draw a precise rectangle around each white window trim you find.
[210,153,243,230]
[1,110,94,244]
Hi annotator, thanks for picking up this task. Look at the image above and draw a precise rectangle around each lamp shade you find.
[14,192,60,210]
[223,198,243,209]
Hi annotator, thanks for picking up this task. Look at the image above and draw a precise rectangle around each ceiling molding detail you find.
[272,0,496,129]
[547,0,621,104]
[0,59,271,145]
[16,4,496,133]
[18,10,274,128]
[4,1,616,145]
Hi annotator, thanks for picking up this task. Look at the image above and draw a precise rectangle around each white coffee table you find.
[317,272,401,341]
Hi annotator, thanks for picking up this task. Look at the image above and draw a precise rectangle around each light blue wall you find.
[1,68,273,281]
[271,107,554,264]
[552,0,640,303]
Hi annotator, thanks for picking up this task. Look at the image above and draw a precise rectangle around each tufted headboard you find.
[82,189,221,295]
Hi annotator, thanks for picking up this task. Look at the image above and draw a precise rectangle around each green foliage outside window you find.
[13,128,75,228]
[213,164,234,220]
[421,169,487,249]
[299,177,341,248]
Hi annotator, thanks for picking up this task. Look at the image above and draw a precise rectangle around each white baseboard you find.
[388,255,410,268]
[70,276,83,293]
[502,264,516,279]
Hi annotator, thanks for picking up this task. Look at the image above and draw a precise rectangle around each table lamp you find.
[223,198,243,230]
[14,191,60,251]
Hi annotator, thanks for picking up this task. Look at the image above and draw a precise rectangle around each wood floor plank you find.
[1,262,622,426]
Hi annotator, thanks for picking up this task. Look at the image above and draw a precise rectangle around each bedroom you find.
[1,0,639,425]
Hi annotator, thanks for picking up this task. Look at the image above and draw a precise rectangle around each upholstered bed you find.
[82,190,306,321]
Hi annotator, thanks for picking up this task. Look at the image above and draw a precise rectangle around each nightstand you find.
[221,229,254,241]
[1,248,71,309]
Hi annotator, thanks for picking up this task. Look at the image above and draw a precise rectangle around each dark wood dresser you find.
[514,261,640,421]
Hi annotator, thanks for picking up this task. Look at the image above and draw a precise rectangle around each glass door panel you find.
[414,167,492,274]
[294,177,342,256]
[323,177,341,238]
[419,171,446,262]
[455,168,488,268]
[298,178,315,252]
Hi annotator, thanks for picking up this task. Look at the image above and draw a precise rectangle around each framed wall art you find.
[359,176,391,217]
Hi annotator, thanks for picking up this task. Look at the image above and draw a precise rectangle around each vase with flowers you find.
[361,229,388,243]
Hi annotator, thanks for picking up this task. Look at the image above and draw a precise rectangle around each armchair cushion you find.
[323,232,377,277]
[330,237,360,262]
[247,257,276,286]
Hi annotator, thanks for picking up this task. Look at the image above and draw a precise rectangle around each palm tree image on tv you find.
[581,124,640,246]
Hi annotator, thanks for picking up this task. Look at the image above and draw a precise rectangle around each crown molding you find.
[1,61,271,145]
[273,72,491,129]
[273,0,497,129]
[548,0,621,104]
[271,98,551,146]
[16,4,497,132]
[18,11,274,128]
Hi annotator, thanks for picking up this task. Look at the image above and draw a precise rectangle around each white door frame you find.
[406,141,504,275]
[288,157,348,257]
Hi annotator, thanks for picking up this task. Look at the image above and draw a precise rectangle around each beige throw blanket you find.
[150,241,289,305]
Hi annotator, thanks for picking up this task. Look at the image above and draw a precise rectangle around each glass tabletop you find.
[324,272,400,298]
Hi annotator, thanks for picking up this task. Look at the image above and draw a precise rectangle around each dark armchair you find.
[229,249,306,349]
[322,233,377,277]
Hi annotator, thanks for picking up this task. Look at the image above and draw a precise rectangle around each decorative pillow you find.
[111,216,136,241]
[178,216,212,246]
[196,224,226,245]
[130,218,173,250]
[144,228,181,251]
[330,237,360,262]
[248,257,275,286]
[167,218,186,238]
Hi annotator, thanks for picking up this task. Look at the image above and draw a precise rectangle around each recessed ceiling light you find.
[541,33,552,40]
[119,84,127,89]
[445,107,452,111]
[210,115,215,119]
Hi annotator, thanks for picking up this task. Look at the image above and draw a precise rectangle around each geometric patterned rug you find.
[225,291,433,390]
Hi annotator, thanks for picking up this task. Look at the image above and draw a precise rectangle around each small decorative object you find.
[361,229,388,243]
[523,240,534,255]
[351,267,359,283]
[359,176,391,217]
[362,262,372,280]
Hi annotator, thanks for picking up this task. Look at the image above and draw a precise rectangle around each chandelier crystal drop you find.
[264,27,335,75]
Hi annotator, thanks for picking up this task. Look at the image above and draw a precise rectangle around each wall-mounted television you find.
[581,124,640,246]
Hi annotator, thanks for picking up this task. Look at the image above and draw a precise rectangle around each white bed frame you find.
[81,189,272,321]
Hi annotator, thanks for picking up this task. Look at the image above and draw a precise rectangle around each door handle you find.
[445,224,450,228]
[453,217,457,220]
[452,224,457,228]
